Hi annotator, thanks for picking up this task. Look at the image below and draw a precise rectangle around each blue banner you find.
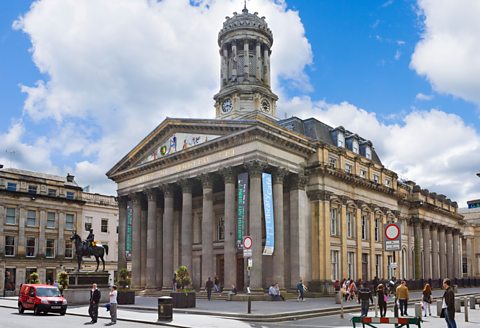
[237,172,249,248]
[262,173,274,255]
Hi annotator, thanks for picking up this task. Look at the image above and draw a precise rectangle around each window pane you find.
[47,188,57,197]
[5,236,15,256]
[7,182,16,191]
[26,238,36,257]
[28,185,37,194]
[47,212,56,228]
[101,219,108,233]
[46,240,55,258]
[65,240,73,258]
[27,210,36,226]
[66,214,74,230]
[66,191,74,200]
[6,208,16,224]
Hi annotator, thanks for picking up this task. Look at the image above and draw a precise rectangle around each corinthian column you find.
[117,197,128,272]
[453,230,460,279]
[179,179,193,273]
[221,168,237,291]
[246,161,265,291]
[145,188,157,290]
[438,226,447,278]
[431,224,439,280]
[413,219,422,279]
[272,168,287,288]
[446,229,454,278]
[200,174,214,288]
[131,193,142,289]
[162,185,174,290]
[423,222,431,280]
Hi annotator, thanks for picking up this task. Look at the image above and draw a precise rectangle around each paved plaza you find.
[1,287,480,327]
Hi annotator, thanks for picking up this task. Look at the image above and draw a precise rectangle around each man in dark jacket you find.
[205,277,214,301]
[89,283,101,324]
[442,278,456,328]
[358,283,374,317]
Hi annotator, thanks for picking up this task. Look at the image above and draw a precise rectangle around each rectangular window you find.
[331,250,339,280]
[6,207,16,224]
[373,174,379,184]
[361,215,368,240]
[27,210,36,226]
[101,218,108,233]
[375,218,381,242]
[47,188,57,197]
[216,216,225,241]
[47,212,56,228]
[85,216,93,231]
[330,208,338,236]
[65,240,73,259]
[5,236,15,256]
[353,146,359,154]
[28,185,37,194]
[328,157,337,169]
[347,212,355,238]
[46,269,55,285]
[360,169,367,178]
[26,237,36,257]
[345,163,353,174]
[376,255,382,278]
[385,179,391,187]
[46,239,55,258]
[65,214,74,230]
[7,182,17,191]
[366,147,372,159]
[66,191,75,200]
[347,252,355,279]
[5,268,16,291]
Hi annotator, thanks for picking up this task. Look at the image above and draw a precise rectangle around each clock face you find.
[221,98,233,113]
[261,99,270,112]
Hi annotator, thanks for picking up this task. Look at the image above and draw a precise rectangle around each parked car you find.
[18,284,67,315]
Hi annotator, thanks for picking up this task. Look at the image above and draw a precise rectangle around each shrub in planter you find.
[116,268,135,305]
[170,266,195,308]
[28,272,40,284]
[57,271,69,295]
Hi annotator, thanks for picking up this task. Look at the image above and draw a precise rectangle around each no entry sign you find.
[384,223,401,251]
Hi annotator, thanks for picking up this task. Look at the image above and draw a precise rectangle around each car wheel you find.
[60,310,66,316]
[34,306,41,315]
[18,303,24,314]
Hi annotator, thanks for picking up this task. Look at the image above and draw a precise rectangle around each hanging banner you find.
[126,203,133,259]
[262,173,275,255]
[237,172,249,248]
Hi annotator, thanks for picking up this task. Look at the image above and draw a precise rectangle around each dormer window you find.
[328,156,337,168]
[385,179,391,187]
[352,139,359,154]
[337,133,345,148]
[365,146,372,160]
[373,174,379,184]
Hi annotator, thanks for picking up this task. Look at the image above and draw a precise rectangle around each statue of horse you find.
[70,231,109,272]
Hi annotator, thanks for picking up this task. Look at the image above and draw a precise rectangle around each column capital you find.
[199,173,215,189]
[422,221,431,229]
[272,167,289,184]
[178,179,193,193]
[220,167,236,184]
[117,196,128,207]
[430,222,439,229]
[338,195,351,205]
[288,172,308,191]
[160,184,174,197]
[145,188,158,201]
[245,160,266,178]
[306,190,332,201]
[130,192,142,205]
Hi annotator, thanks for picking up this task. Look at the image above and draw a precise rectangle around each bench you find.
[351,316,422,328]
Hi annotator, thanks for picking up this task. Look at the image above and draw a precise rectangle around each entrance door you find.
[236,257,244,291]
[362,253,369,281]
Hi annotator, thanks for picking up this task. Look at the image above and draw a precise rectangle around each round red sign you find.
[385,223,400,241]
[243,236,252,249]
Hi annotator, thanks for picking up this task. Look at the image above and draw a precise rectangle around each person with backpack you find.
[377,284,387,317]
[358,283,374,317]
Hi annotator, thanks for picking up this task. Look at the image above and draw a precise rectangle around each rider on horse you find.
[85,229,95,255]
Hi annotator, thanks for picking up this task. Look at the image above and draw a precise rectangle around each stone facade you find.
[459,200,480,277]
[0,167,118,294]
[106,6,471,293]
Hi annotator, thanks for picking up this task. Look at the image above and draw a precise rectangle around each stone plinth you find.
[63,271,110,305]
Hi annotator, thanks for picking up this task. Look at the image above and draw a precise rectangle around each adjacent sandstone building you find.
[107,6,470,293]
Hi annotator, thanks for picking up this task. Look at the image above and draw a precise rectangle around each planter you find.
[170,291,196,308]
[117,290,135,304]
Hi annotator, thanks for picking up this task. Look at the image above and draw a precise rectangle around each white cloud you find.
[411,0,480,106]
[394,50,401,60]
[280,97,480,206]
[9,0,312,194]
[415,93,432,101]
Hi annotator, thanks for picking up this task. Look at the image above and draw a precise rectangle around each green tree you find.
[117,268,131,289]
[28,272,40,284]
[57,271,69,294]
[175,265,192,291]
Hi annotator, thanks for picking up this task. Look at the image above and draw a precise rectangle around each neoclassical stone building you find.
[107,6,470,292]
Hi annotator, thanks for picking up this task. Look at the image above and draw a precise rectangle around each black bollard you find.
[247,295,252,314]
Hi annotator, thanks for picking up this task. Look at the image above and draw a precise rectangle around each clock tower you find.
[214,5,278,120]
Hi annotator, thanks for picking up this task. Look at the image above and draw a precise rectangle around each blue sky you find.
[0,0,479,205]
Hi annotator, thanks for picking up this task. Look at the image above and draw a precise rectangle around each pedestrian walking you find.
[106,285,118,325]
[422,283,432,317]
[205,277,214,301]
[88,283,101,324]
[441,278,456,328]
[172,273,177,291]
[377,284,387,317]
[395,280,409,316]
[296,279,306,301]
[358,283,374,317]
[214,276,220,292]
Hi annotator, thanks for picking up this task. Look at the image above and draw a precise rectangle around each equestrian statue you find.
[70,229,109,272]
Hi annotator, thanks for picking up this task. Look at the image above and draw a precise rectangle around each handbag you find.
[384,294,388,302]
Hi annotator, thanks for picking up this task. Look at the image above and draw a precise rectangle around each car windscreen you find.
[35,287,61,297]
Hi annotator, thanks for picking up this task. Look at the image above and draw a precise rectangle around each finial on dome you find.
[243,0,248,13]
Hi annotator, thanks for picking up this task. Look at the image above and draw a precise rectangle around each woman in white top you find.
[109,285,118,325]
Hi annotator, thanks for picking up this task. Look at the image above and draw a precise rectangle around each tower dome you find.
[214,5,278,120]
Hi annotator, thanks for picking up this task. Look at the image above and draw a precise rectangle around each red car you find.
[18,284,67,315]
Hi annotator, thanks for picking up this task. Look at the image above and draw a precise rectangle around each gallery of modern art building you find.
[107,6,476,293]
